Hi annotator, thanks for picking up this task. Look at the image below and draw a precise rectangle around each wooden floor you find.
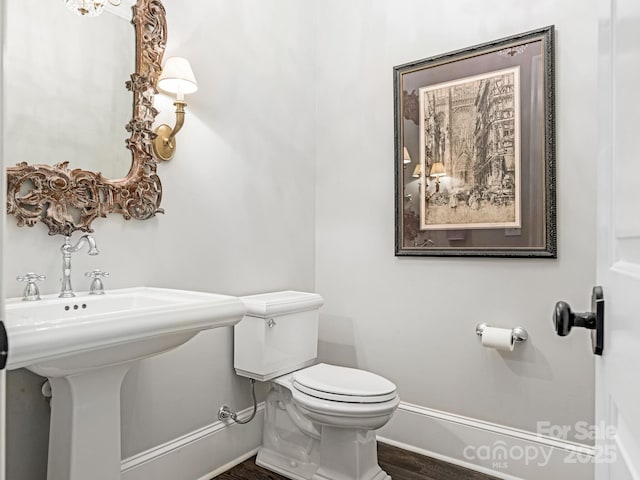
[214,443,499,480]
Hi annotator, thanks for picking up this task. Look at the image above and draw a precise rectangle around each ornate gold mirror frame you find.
[6,0,167,236]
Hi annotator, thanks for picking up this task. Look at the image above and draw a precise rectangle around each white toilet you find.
[234,291,399,480]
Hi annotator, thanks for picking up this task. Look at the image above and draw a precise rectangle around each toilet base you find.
[258,449,390,480]
[257,426,391,480]
[312,470,390,480]
[256,448,313,480]
[311,427,390,480]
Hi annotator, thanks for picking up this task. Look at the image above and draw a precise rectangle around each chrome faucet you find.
[60,235,99,298]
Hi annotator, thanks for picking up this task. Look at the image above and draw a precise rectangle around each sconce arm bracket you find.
[153,100,187,161]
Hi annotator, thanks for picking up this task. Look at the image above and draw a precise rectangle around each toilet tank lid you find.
[241,291,324,318]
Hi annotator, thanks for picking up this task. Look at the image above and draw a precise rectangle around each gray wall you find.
[315,0,597,440]
[2,0,316,477]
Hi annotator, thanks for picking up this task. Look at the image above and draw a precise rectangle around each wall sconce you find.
[153,57,198,161]
[403,147,412,165]
[429,162,446,192]
[65,0,120,17]
[412,164,421,178]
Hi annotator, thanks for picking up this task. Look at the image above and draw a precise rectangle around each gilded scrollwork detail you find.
[6,0,167,236]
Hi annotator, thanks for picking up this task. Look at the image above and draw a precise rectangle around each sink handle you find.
[17,273,46,301]
[85,269,109,295]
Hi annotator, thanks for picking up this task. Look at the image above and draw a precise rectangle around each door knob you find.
[0,321,7,370]
[553,286,604,355]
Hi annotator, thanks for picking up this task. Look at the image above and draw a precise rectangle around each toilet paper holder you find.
[475,323,528,343]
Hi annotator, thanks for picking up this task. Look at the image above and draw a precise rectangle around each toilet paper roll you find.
[481,326,515,351]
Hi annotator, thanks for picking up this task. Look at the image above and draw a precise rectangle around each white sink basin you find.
[5,286,245,375]
[3,287,246,480]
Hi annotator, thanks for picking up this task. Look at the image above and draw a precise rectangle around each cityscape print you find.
[418,67,521,230]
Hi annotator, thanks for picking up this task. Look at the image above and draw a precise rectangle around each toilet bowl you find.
[289,363,399,429]
[234,291,399,480]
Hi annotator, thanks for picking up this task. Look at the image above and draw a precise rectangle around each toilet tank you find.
[234,291,324,381]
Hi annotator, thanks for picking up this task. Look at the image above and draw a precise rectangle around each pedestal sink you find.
[4,287,246,480]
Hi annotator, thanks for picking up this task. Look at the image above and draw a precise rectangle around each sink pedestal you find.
[47,364,131,480]
[4,287,247,480]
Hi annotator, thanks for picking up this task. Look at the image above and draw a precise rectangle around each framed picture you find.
[394,26,555,257]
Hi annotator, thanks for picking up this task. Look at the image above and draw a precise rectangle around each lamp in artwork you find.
[403,147,412,164]
[429,162,446,192]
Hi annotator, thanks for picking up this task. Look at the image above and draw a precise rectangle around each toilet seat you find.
[292,363,397,404]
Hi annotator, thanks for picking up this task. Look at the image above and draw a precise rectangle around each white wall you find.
[2,0,600,478]
[315,0,597,445]
[1,2,7,478]
[2,0,316,477]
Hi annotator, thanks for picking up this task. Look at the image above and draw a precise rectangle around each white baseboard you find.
[119,400,595,480]
[378,402,595,480]
[121,403,264,480]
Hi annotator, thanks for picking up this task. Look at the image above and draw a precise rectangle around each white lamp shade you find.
[429,162,446,177]
[403,146,411,164]
[158,57,198,96]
